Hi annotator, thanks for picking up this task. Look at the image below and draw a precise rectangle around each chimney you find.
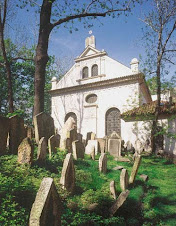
[130,58,139,73]
[85,35,96,48]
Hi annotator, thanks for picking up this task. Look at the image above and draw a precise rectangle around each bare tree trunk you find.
[33,0,52,116]
[0,1,14,113]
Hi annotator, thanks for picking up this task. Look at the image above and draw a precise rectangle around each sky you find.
[9,1,175,77]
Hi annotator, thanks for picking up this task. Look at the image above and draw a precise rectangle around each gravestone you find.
[37,137,47,162]
[48,134,60,157]
[9,115,26,154]
[144,139,152,153]
[29,177,61,226]
[129,155,142,184]
[72,140,84,160]
[109,190,130,217]
[108,132,121,157]
[33,112,55,144]
[126,140,132,151]
[135,139,143,154]
[77,133,83,142]
[0,115,9,155]
[96,138,106,153]
[90,147,95,160]
[110,180,116,200]
[85,140,98,155]
[140,174,149,182]
[26,126,34,139]
[99,153,107,174]
[86,132,96,145]
[60,153,75,193]
[60,117,77,150]
[120,169,129,191]
[18,137,34,165]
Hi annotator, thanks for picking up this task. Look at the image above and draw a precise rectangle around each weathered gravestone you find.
[77,133,83,142]
[60,153,75,193]
[60,117,77,151]
[9,115,26,154]
[140,174,149,182]
[120,169,129,191]
[129,155,142,184]
[37,137,47,162]
[108,131,121,157]
[135,139,144,154]
[110,180,116,200]
[99,153,107,174]
[26,126,34,139]
[144,139,152,153]
[109,190,130,217]
[125,140,132,151]
[72,140,84,160]
[0,115,9,155]
[18,137,34,165]
[96,138,106,153]
[86,132,96,145]
[48,134,60,157]
[90,147,95,160]
[33,112,55,144]
[85,140,99,155]
[29,177,61,226]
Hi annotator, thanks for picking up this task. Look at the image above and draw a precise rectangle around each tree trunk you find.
[33,0,53,116]
[0,25,14,113]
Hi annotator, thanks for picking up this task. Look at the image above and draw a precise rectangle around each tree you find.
[140,0,176,152]
[18,0,139,116]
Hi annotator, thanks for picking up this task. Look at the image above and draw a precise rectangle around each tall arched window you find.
[91,64,98,77]
[65,112,77,126]
[82,66,88,79]
[105,108,121,136]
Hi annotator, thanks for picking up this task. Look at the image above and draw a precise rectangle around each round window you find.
[86,94,97,103]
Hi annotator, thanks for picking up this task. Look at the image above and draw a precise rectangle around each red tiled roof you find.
[121,101,176,121]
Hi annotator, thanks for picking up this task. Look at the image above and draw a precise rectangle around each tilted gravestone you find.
[110,180,116,200]
[29,177,61,226]
[18,137,34,165]
[109,190,130,216]
[85,140,99,155]
[60,117,77,151]
[9,115,26,154]
[99,153,107,174]
[37,137,47,162]
[96,138,106,153]
[0,115,10,155]
[72,140,84,160]
[120,169,129,191]
[48,134,60,157]
[108,131,121,157]
[60,153,75,193]
[33,112,55,144]
[129,155,142,184]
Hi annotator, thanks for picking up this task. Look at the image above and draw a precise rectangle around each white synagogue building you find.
[50,35,153,146]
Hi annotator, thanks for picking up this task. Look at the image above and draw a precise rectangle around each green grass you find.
[0,149,175,225]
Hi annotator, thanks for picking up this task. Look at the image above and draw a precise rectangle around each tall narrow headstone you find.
[108,131,121,157]
[18,137,34,165]
[86,132,96,145]
[129,155,142,184]
[135,139,143,154]
[72,140,84,160]
[120,169,129,191]
[48,134,60,157]
[33,112,55,144]
[60,153,75,193]
[0,115,9,155]
[96,138,106,153]
[9,115,26,154]
[110,180,116,200]
[29,178,61,226]
[37,137,47,162]
[109,190,130,216]
[99,153,107,174]
[85,140,99,155]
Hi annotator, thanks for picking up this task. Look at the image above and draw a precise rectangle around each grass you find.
[0,148,175,225]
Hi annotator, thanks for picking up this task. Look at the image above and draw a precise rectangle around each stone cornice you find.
[49,73,148,96]
[75,51,107,62]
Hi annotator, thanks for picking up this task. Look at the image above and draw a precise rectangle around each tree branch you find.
[52,7,130,28]
[162,57,176,65]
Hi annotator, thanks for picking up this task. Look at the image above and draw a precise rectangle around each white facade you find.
[50,35,152,145]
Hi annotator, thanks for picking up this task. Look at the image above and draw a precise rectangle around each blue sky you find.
[11,1,175,77]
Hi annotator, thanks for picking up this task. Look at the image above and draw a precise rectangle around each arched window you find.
[91,64,98,77]
[105,108,121,136]
[65,112,77,126]
[82,66,88,79]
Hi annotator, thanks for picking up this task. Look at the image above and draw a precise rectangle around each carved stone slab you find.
[120,169,129,191]
[29,178,61,226]
[129,155,142,184]
[99,153,107,174]
[72,140,84,160]
[37,137,47,162]
[18,137,34,165]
